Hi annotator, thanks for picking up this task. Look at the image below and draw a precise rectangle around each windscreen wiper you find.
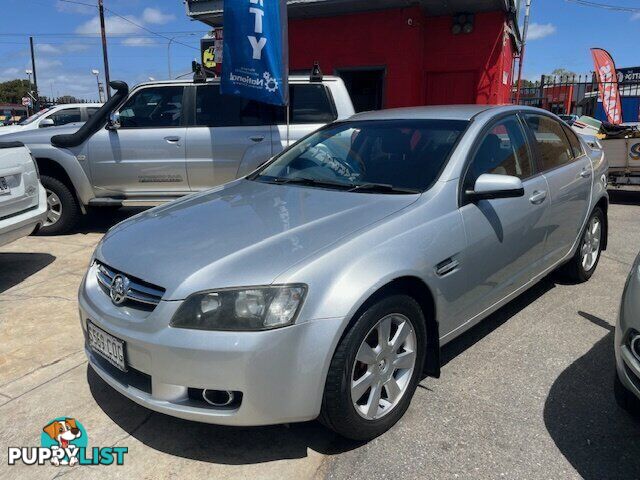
[347,183,421,194]
[264,176,352,190]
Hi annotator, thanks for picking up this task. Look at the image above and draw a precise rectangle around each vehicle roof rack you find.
[310,61,323,82]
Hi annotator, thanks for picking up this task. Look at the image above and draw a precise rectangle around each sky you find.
[0,0,639,100]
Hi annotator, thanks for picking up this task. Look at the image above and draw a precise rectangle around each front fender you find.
[30,144,95,206]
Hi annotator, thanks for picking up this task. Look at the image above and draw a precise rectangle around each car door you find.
[457,114,550,323]
[271,83,338,153]
[88,85,190,195]
[185,84,272,191]
[522,113,592,266]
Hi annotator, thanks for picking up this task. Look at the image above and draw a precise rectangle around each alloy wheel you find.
[44,188,62,227]
[350,313,417,420]
[581,216,601,272]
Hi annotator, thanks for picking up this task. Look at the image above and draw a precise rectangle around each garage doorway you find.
[336,67,386,113]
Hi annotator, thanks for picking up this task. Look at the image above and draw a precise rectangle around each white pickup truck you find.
[0,142,47,247]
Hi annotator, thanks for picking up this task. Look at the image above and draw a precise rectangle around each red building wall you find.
[289,7,515,108]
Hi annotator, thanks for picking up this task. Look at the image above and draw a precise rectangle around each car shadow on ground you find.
[543,311,640,479]
[438,276,556,367]
[0,252,55,294]
[87,367,363,465]
[609,189,640,206]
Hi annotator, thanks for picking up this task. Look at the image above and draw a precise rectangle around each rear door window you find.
[523,114,574,171]
[562,124,585,158]
[273,84,338,124]
[195,85,270,127]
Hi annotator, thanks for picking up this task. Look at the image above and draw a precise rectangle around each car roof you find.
[134,75,343,88]
[349,105,501,122]
[50,103,103,109]
[349,105,556,122]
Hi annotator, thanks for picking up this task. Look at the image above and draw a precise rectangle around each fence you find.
[511,74,640,123]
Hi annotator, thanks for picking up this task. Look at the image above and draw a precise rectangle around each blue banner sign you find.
[221,0,289,106]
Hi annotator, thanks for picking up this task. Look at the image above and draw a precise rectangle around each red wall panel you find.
[288,7,515,108]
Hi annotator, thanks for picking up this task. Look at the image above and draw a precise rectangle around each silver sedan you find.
[79,105,608,440]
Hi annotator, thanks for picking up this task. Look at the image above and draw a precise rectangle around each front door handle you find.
[529,190,547,205]
[164,136,180,143]
[580,169,592,178]
[249,136,265,143]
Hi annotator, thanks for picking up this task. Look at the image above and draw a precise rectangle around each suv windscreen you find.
[119,86,184,128]
[252,119,468,193]
[18,108,52,126]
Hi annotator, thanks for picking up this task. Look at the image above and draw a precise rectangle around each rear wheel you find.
[560,207,604,283]
[320,295,426,441]
[37,175,80,235]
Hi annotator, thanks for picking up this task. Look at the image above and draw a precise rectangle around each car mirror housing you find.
[39,118,54,128]
[466,173,524,202]
[107,112,121,130]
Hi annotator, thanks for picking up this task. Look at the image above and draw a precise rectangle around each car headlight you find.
[170,285,307,331]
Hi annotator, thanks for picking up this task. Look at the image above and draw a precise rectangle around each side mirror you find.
[107,112,120,130]
[39,118,54,128]
[466,174,524,202]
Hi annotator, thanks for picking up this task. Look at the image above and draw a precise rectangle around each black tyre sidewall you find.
[563,207,605,283]
[321,294,427,441]
[38,175,79,235]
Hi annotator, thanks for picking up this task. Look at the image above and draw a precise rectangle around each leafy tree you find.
[549,68,578,79]
[0,79,32,104]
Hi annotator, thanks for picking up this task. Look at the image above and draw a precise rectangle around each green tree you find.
[0,79,32,104]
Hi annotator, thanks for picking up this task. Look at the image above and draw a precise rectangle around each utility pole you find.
[98,0,111,99]
[515,0,532,105]
[29,36,39,111]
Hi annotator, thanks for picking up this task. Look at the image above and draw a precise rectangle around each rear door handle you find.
[529,190,547,205]
[249,136,265,143]
[580,169,592,178]
[164,136,180,143]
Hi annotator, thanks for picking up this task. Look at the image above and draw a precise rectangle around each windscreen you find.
[253,119,468,193]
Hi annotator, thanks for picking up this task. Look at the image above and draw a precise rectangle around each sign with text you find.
[591,48,622,125]
[221,0,289,106]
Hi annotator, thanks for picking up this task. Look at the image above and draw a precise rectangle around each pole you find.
[286,103,290,148]
[168,37,174,79]
[515,0,532,105]
[29,37,39,111]
[98,0,111,99]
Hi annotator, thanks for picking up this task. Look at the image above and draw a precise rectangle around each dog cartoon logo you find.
[41,418,86,466]
[630,142,640,161]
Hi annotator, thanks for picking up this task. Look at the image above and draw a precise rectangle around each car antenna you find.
[310,61,323,82]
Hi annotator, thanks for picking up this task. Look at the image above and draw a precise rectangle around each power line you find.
[565,0,640,13]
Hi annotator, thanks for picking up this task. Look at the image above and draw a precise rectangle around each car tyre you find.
[560,207,604,283]
[614,370,640,417]
[320,294,426,441]
[37,175,80,235]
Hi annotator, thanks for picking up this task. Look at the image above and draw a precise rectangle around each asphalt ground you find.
[1,191,640,479]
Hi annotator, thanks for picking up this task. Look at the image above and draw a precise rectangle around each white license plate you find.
[87,321,127,372]
[0,177,9,196]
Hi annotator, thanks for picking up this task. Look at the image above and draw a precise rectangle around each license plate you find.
[0,177,9,196]
[87,321,127,372]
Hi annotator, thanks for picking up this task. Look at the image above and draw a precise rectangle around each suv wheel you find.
[560,207,604,283]
[38,175,80,235]
[614,370,640,417]
[320,294,426,441]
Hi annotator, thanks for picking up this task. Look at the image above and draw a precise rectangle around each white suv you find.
[0,103,103,136]
[0,142,47,247]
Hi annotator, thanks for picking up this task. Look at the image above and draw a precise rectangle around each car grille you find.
[95,261,165,310]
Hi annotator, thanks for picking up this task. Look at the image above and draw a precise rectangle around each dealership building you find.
[186,0,522,112]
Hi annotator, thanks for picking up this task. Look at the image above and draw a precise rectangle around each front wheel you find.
[614,370,640,417]
[37,175,80,235]
[320,294,426,441]
[560,207,604,283]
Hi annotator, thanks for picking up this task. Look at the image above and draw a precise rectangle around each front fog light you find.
[171,285,307,331]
